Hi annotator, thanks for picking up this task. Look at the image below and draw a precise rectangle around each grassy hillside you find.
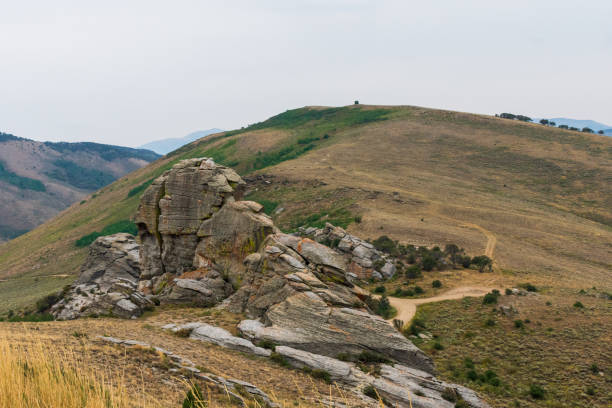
[0,105,610,407]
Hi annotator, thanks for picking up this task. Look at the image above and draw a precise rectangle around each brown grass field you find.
[0,105,610,407]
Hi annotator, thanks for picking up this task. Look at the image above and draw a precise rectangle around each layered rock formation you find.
[51,234,153,320]
[298,223,398,280]
[51,158,490,407]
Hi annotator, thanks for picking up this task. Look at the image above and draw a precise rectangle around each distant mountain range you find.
[536,118,612,135]
[139,129,223,155]
[0,132,160,241]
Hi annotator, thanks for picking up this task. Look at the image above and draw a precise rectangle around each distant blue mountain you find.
[140,129,223,155]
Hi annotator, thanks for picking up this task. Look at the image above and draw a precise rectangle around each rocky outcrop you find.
[135,158,275,299]
[160,321,490,408]
[299,223,396,280]
[50,234,154,320]
[54,158,489,407]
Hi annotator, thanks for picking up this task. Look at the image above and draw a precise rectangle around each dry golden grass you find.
[0,328,158,408]
[0,308,367,408]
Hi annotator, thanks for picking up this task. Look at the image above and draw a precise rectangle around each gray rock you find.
[380,262,397,278]
[275,346,352,380]
[185,323,271,357]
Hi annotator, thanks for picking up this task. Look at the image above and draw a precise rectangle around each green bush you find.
[484,318,496,327]
[519,283,538,292]
[432,280,442,288]
[35,294,60,313]
[454,401,470,408]
[75,220,138,248]
[573,301,584,308]
[466,370,478,381]
[421,256,437,271]
[414,286,424,294]
[433,342,444,350]
[514,319,524,328]
[482,292,499,305]
[372,235,399,255]
[405,265,421,279]
[363,384,378,399]
[270,352,290,367]
[529,384,545,399]
[505,288,512,295]
[373,286,386,294]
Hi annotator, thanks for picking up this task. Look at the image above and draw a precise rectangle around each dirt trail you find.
[386,286,495,324]
[460,222,497,258]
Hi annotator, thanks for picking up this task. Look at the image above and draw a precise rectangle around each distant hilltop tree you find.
[354,100,359,105]
[559,124,569,129]
[598,130,604,134]
[497,113,532,122]
[582,127,594,133]
[539,119,549,125]
[569,126,579,131]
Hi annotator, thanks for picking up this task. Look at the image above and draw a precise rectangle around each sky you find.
[1,0,611,147]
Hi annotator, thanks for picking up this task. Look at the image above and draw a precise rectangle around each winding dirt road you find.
[386,286,495,324]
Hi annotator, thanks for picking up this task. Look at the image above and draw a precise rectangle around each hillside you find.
[0,132,159,241]
[0,105,610,407]
[139,128,223,154]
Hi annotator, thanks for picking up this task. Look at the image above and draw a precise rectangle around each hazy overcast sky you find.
[1,1,611,147]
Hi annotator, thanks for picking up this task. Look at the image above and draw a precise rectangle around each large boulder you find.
[50,234,153,320]
[135,158,247,279]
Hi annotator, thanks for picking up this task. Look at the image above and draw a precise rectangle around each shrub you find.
[363,385,378,399]
[441,387,457,402]
[183,383,205,408]
[373,286,386,294]
[529,384,545,399]
[406,318,426,336]
[354,215,362,223]
[421,256,437,271]
[519,283,538,292]
[586,386,595,396]
[301,367,331,384]
[372,235,398,255]
[573,301,584,308]
[484,318,496,327]
[455,401,470,408]
[256,339,277,350]
[405,265,421,279]
[270,352,290,367]
[505,288,512,295]
[514,319,524,329]
[414,286,424,294]
[461,256,471,268]
[471,255,492,272]
[466,370,478,381]
[482,292,499,305]
[36,294,60,313]
[376,295,396,319]
[358,351,391,364]
[464,358,474,369]
[433,342,444,350]
[432,280,442,288]
[590,364,599,373]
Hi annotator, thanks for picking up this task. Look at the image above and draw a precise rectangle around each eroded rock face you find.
[51,234,153,320]
[135,158,247,279]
